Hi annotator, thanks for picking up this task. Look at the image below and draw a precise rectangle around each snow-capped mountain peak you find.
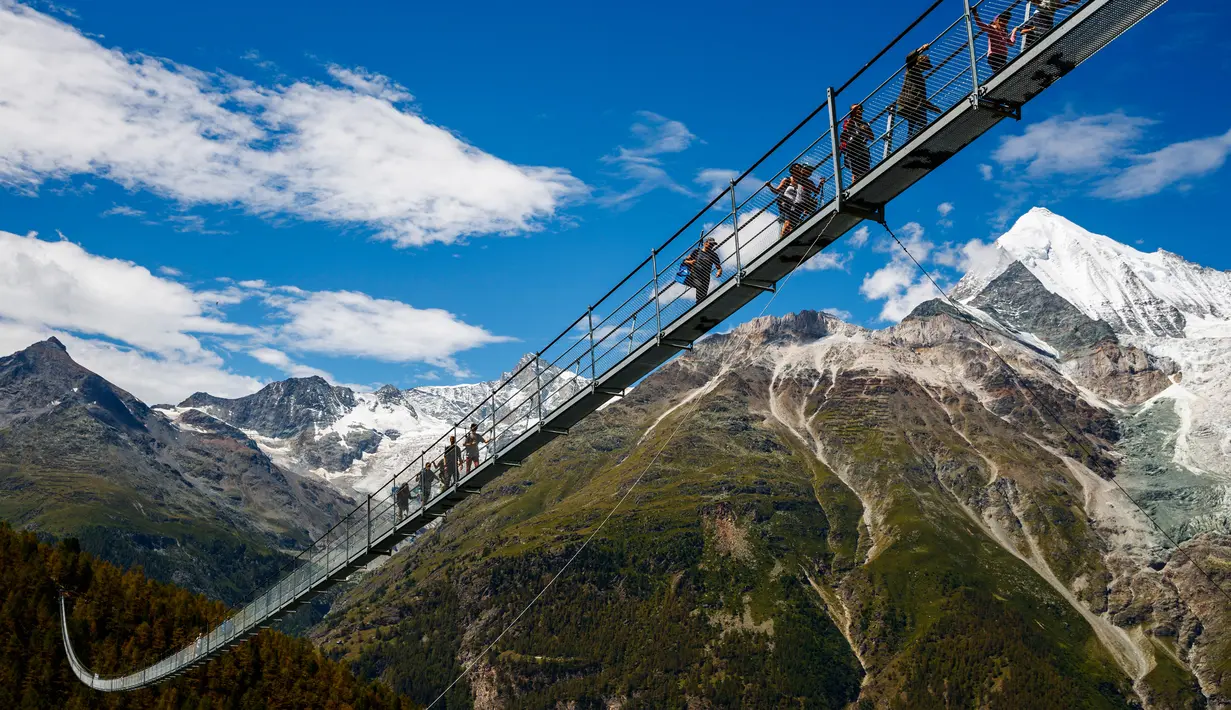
[953,207,1231,338]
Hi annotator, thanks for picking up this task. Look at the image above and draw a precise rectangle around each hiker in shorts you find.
[682,237,723,300]
[464,422,486,473]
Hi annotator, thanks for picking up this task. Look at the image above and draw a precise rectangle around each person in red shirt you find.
[973,7,1015,74]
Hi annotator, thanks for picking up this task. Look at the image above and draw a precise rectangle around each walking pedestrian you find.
[395,481,410,520]
[443,436,461,487]
[899,44,941,139]
[464,422,486,473]
[682,237,723,300]
[841,104,874,184]
[420,460,435,507]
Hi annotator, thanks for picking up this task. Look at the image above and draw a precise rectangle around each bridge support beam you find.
[837,202,885,224]
[739,279,776,293]
[976,98,1022,120]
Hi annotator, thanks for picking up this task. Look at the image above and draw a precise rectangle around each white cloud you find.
[157,265,182,277]
[246,346,369,391]
[992,112,1153,177]
[861,222,944,322]
[847,225,871,248]
[821,308,853,321]
[102,205,146,218]
[953,238,1001,276]
[694,168,739,198]
[978,164,994,181]
[1095,128,1231,199]
[0,229,510,402]
[325,65,412,103]
[990,112,1231,201]
[0,3,584,246]
[600,111,697,205]
[936,202,954,228]
[0,230,252,359]
[0,319,262,404]
[801,250,851,271]
[263,290,512,376]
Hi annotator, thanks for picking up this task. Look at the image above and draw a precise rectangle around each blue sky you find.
[1,0,1228,404]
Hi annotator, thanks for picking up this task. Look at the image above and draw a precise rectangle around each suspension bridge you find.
[62,0,1169,690]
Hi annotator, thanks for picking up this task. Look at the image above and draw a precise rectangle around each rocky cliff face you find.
[0,339,353,605]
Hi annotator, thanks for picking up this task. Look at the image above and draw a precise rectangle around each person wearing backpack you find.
[841,104,874,184]
[395,481,410,520]
[682,237,723,300]
[768,163,821,238]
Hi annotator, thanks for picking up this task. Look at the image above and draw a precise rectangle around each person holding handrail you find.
[1018,0,1080,49]
[767,163,821,238]
[682,237,722,300]
[973,7,1015,74]
[841,104,874,184]
[899,44,941,140]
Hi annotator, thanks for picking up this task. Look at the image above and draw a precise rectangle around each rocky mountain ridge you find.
[164,353,588,497]
[0,338,353,604]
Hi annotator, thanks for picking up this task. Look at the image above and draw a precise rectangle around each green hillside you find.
[312,327,1199,708]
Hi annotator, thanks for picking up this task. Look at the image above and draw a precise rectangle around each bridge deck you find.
[62,0,1167,690]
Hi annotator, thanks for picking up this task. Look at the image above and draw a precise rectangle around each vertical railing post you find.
[587,307,597,379]
[827,88,843,211]
[535,355,544,424]
[366,494,371,552]
[651,250,662,335]
[489,394,497,453]
[963,0,981,95]
[884,104,895,159]
[730,180,741,280]
[1021,2,1032,51]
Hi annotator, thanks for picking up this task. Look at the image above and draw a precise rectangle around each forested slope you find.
[0,523,415,709]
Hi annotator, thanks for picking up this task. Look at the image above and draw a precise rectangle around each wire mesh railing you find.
[64,0,1112,690]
